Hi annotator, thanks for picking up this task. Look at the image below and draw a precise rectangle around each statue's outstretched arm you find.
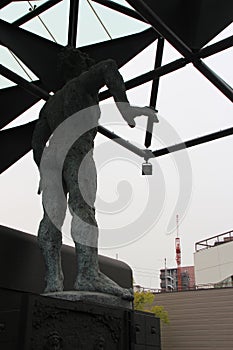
[81,59,159,127]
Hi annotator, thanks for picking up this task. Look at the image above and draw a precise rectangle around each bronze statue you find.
[32,47,158,300]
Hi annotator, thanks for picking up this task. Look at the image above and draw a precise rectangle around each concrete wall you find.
[194,240,233,285]
[155,287,233,350]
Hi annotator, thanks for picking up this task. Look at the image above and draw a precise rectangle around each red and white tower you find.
[175,214,182,291]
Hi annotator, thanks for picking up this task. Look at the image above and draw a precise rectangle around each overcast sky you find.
[0,0,232,288]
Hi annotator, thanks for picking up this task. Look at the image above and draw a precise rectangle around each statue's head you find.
[57,46,95,84]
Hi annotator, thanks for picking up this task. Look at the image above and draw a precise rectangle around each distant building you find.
[194,230,233,288]
[160,266,195,292]
[133,284,144,292]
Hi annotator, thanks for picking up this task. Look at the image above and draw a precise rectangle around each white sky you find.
[0,0,232,288]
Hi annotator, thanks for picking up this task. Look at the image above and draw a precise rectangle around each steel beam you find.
[145,37,164,148]
[68,0,80,47]
[0,0,11,10]
[0,121,36,173]
[92,0,233,62]
[126,0,192,58]
[13,0,63,27]
[99,126,147,158]
[199,35,233,59]
[193,59,233,103]
[91,0,146,23]
[152,127,233,158]
[99,57,187,101]
[149,38,164,107]
[0,82,44,129]
[126,0,233,102]
[99,35,233,102]
[0,64,50,100]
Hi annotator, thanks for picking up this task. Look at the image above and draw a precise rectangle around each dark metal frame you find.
[0,0,232,164]
[132,0,233,101]
[0,0,10,10]
[68,0,80,47]
[92,0,147,23]
[94,0,233,102]
[100,32,233,100]
[13,0,63,27]
[145,36,164,148]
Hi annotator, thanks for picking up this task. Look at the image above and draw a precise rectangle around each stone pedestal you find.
[0,288,161,350]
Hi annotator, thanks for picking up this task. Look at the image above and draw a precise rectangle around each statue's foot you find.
[44,275,64,293]
[74,272,134,301]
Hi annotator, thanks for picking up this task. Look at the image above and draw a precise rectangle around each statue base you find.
[0,287,161,349]
[44,290,133,309]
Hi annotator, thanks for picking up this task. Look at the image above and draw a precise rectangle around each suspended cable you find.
[28,1,57,43]
[7,49,33,81]
[86,0,112,40]
[6,0,59,83]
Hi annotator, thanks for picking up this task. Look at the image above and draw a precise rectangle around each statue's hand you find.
[121,105,159,128]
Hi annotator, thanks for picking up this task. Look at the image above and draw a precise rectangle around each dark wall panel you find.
[0,225,132,293]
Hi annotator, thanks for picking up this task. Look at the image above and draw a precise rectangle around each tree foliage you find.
[134,291,169,324]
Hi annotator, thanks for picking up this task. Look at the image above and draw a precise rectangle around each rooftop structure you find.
[194,230,233,287]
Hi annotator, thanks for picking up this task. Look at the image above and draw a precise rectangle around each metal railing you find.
[134,283,233,294]
[195,230,233,252]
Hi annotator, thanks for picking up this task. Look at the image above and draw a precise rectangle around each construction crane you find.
[175,214,182,291]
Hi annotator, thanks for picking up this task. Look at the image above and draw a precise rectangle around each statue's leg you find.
[38,177,67,293]
[64,151,133,300]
